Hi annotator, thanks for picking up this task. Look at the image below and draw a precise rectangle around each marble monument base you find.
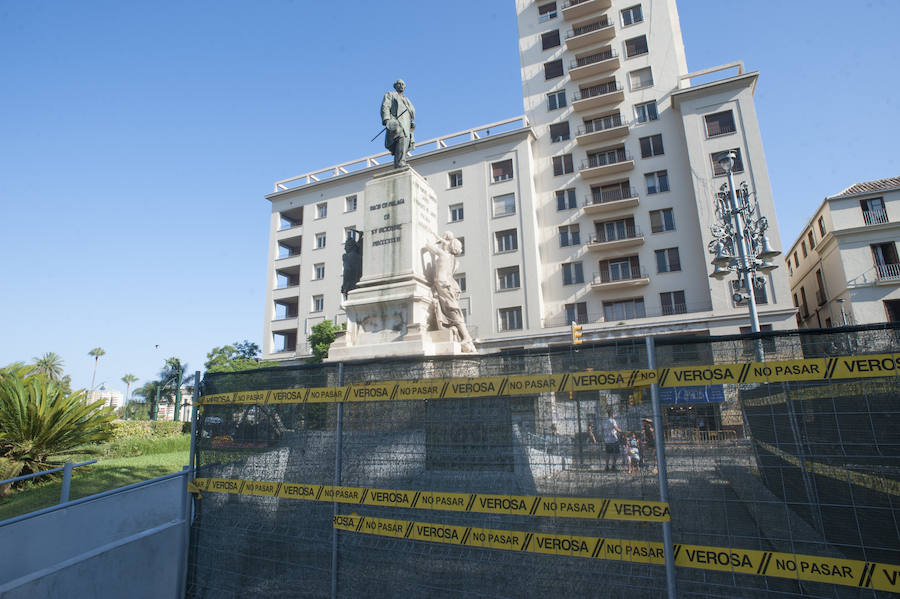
[326,279,467,361]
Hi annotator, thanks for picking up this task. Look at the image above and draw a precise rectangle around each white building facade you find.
[262,0,795,360]
[787,177,900,328]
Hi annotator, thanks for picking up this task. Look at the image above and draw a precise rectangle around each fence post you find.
[645,336,677,599]
[331,362,345,599]
[59,461,73,504]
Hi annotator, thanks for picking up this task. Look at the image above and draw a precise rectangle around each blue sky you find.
[1,1,897,394]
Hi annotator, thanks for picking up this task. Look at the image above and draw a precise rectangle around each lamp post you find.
[708,151,781,360]
[836,298,848,326]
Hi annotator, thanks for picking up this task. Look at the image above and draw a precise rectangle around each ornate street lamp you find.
[708,151,781,355]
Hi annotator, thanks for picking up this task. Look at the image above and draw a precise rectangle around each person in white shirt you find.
[599,409,622,471]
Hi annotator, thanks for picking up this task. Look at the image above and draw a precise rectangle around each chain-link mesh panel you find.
[186,325,900,599]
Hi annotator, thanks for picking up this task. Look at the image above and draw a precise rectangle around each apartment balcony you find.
[875,263,900,282]
[569,49,619,81]
[582,188,639,214]
[575,120,628,146]
[270,316,298,331]
[578,153,634,181]
[586,227,644,253]
[862,209,889,225]
[572,82,624,112]
[565,20,615,51]
[590,269,650,290]
[275,226,303,242]
[272,286,300,301]
[562,0,612,21]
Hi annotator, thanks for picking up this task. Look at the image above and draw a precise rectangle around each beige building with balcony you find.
[787,177,900,328]
[261,0,796,360]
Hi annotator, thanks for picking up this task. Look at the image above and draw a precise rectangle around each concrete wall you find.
[0,472,188,599]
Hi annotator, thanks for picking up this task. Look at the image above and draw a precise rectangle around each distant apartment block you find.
[787,177,900,327]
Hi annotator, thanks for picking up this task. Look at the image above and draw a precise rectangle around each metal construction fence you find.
[185,324,900,598]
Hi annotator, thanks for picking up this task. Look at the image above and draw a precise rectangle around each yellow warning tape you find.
[191,477,669,522]
[754,440,900,497]
[197,353,900,406]
[332,514,900,592]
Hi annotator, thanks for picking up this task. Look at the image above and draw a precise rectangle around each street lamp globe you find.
[717,150,736,174]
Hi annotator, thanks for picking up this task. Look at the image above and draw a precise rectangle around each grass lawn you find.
[0,434,190,522]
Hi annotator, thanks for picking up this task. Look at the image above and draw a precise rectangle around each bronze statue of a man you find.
[380,79,415,168]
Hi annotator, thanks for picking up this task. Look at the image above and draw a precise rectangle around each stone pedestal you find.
[327,168,468,361]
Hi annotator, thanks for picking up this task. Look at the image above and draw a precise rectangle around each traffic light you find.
[570,322,583,345]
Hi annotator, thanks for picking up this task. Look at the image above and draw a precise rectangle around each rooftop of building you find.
[829,176,900,199]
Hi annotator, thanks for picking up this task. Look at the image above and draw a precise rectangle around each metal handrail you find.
[582,151,633,169]
[589,225,643,244]
[875,263,900,280]
[862,209,889,225]
[273,115,529,192]
[584,187,639,205]
[573,82,620,101]
[0,460,97,487]
[570,49,618,70]
[578,116,625,135]
[592,268,649,284]
[566,19,611,39]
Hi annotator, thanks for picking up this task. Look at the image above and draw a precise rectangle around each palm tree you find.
[121,373,138,404]
[31,352,65,381]
[88,347,105,391]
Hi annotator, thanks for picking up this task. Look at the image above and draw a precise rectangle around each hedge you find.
[109,420,190,440]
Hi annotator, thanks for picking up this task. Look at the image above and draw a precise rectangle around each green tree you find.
[134,380,166,420]
[0,363,114,495]
[31,352,65,381]
[121,373,138,406]
[205,340,276,373]
[88,347,106,390]
[307,320,344,363]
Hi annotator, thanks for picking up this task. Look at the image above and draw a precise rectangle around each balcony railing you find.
[594,267,648,284]
[661,303,688,316]
[585,187,638,206]
[583,151,632,169]
[567,18,611,38]
[573,82,620,102]
[591,225,641,244]
[579,115,623,135]
[876,263,900,281]
[570,49,617,69]
[863,209,889,225]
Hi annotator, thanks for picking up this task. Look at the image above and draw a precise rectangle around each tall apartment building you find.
[787,177,900,328]
[261,0,795,360]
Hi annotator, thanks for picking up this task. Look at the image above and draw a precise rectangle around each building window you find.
[595,217,635,242]
[544,59,564,80]
[625,35,648,58]
[660,291,686,315]
[313,263,325,280]
[818,216,826,236]
[584,113,623,134]
[491,159,514,182]
[495,229,518,253]
[705,110,736,137]
[541,30,561,50]
[449,170,463,188]
[497,266,521,290]
[645,170,669,194]
[556,188,577,210]
[655,247,681,273]
[649,208,675,233]
[621,5,643,26]
[549,121,570,142]
[553,153,574,176]
[711,148,744,175]
[493,193,516,217]
[871,242,900,280]
[734,278,769,305]
[807,230,815,250]
[562,261,584,285]
[455,273,467,292]
[499,307,523,331]
[801,240,807,258]
[344,195,357,212]
[345,227,357,241]
[793,253,799,267]
[449,203,464,222]
[629,67,653,90]
[599,256,641,282]
[604,298,645,321]
[587,146,626,168]
[634,100,658,123]
[639,134,664,158]
[861,197,888,225]
[566,302,588,325]
[315,233,326,249]
[558,224,581,247]
[538,2,557,22]
[457,237,465,255]
[547,90,567,110]
[316,202,327,219]
[312,295,324,313]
